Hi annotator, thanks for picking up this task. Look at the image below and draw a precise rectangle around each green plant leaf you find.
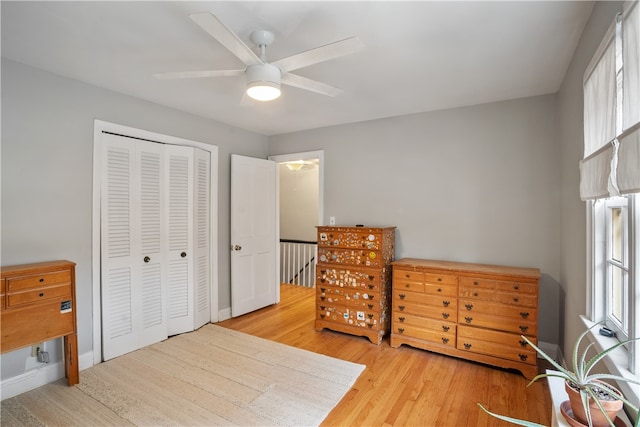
[477,404,546,427]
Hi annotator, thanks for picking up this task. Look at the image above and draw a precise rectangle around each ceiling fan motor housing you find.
[246,64,281,86]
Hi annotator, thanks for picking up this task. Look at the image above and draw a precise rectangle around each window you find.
[589,194,638,374]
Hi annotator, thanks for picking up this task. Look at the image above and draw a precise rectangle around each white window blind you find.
[619,1,640,194]
[581,1,640,200]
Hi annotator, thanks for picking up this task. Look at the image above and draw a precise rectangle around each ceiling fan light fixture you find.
[246,64,281,101]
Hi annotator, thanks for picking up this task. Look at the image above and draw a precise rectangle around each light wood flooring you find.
[218,284,552,427]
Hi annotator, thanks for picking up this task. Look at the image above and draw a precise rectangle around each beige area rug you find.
[1,325,365,426]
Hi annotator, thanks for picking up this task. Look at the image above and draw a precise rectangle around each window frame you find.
[587,193,639,385]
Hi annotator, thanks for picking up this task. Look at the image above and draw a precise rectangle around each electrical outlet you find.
[329,216,336,225]
[31,343,44,357]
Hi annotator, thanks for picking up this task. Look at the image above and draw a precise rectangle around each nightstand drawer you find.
[8,284,72,307]
[7,270,72,292]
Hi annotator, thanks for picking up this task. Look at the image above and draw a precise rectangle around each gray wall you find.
[1,59,268,379]
[557,2,622,358]
[279,164,319,242]
[269,94,563,345]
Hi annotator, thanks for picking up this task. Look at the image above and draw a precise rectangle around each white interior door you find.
[101,134,168,361]
[231,154,279,317]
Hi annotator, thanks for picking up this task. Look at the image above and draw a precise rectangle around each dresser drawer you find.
[458,308,537,336]
[393,324,456,347]
[424,272,458,286]
[317,303,381,329]
[393,301,457,323]
[459,287,537,307]
[394,290,457,310]
[318,287,379,310]
[317,228,384,250]
[7,270,72,292]
[393,312,456,334]
[317,266,382,291]
[393,269,424,283]
[318,248,384,268]
[459,277,538,294]
[8,284,72,307]
[457,325,537,365]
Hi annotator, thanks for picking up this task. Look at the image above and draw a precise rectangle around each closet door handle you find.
[181,252,187,258]
[144,256,150,263]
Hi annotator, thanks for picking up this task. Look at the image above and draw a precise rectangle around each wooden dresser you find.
[315,226,395,344]
[390,258,540,378]
[1,260,79,386]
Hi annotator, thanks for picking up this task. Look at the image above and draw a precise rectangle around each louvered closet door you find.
[193,148,211,329]
[101,134,168,361]
[165,145,194,336]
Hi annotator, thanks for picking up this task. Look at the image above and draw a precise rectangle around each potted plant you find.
[478,321,640,427]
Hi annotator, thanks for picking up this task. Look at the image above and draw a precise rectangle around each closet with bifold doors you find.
[99,132,210,361]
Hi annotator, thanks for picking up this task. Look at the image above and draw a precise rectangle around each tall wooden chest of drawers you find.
[315,226,395,344]
[1,260,79,386]
[390,258,540,378]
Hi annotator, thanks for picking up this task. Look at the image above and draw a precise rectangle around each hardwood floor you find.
[218,284,552,427]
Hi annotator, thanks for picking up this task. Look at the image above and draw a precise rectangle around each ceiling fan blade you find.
[189,12,263,66]
[272,37,364,73]
[153,69,244,80]
[281,73,344,97]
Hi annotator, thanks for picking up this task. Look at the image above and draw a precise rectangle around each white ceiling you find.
[1,1,594,136]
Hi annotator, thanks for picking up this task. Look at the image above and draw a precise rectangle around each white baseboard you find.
[218,307,231,321]
[0,351,94,401]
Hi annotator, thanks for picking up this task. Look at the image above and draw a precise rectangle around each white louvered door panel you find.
[165,145,194,336]
[101,134,168,361]
[194,148,211,329]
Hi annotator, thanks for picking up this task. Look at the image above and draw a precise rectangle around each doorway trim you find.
[91,120,219,365]
[269,150,324,227]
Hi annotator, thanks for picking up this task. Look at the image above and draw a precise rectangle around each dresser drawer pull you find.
[520,312,530,319]
[442,325,450,332]
[398,316,405,322]
[405,273,411,278]
[520,325,529,333]
[399,305,405,311]
[368,313,374,319]
[405,283,411,288]
[465,316,473,323]
[473,281,479,285]
[39,278,45,283]
[320,270,326,275]
[399,294,406,300]
[518,354,528,361]
[368,285,375,290]
[473,292,478,297]
[442,300,450,307]
[321,278,326,283]
[437,277,442,282]
[463,343,472,350]
[39,292,44,297]
[514,285,520,290]
[442,313,450,319]
[442,337,449,344]
[437,288,442,292]
[513,297,520,302]
[320,314,326,319]
[398,327,405,334]
[368,275,375,281]
[320,305,326,310]
[465,303,473,310]
[368,304,374,309]
[519,340,528,347]
[320,296,325,301]
[321,288,326,292]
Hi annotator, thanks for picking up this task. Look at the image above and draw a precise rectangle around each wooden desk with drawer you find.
[1,260,79,386]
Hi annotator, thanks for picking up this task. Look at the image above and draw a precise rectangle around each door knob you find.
[144,256,150,263]
[181,252,187,258]
[234,245,242,251]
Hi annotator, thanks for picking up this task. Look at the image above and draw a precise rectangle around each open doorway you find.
[269,151,323,288]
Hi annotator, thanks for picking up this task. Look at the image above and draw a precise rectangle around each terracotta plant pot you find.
[564,381,623,426]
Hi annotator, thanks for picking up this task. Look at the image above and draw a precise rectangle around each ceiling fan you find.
[154,12,364,102]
